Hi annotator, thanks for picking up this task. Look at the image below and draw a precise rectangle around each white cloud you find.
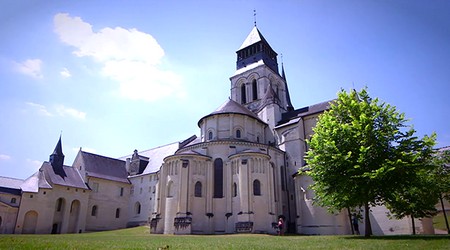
[14,59,43,79]
[25,102,85,120]
[55,105,86,120]
[26,102,53,117]
[0,154,11,160]
[53,13,184,102]
[60,67,71,78]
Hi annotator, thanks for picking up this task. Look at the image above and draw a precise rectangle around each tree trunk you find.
[411,215,416,235]
[439,194,450,234]
[364,202,372,237]
[347,207,354,235]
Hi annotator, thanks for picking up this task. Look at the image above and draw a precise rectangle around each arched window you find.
[208,131,213,140]
[115,208,120,218]
[233,182,237,197]
[241,84,246,104]
[214,158,223,198]
[194,181,202,197]
[252,79,257,101]
[56,198,64,212]
[135,202,141,215]
[167,181,174,197]
[0,216,2,228]
[253,179,261,196]
[11,198,16,204]
[91,205,97,216]
[236,129,241,139]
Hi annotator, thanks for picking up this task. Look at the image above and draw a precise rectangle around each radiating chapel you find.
[0,25,434,235]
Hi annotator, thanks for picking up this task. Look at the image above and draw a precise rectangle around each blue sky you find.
[1,0,449,179]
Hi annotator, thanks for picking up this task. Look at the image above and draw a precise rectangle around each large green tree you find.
[304,88,436,237]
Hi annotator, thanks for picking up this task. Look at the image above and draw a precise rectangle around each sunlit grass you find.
[433,211,450,232]
[0,226,449,249]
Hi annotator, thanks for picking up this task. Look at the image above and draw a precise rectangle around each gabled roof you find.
[41,162,88,189]
[238,26,268,50]
[20,170,51,193]
[120,142,180,175]
[198,99,265,126]
[80,151,129,184]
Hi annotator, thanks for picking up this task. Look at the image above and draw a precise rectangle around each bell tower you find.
[230,26,294,129]
[49,135,66,176]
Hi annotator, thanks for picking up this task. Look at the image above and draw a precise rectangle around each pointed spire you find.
[52,135,64,157]
[49,135,65,174]
[281,62,294,111]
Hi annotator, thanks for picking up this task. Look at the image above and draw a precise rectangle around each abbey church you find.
[0,26,432,235]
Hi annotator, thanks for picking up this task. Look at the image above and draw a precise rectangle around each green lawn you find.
[434,211,450,232]
[0,226,449,250]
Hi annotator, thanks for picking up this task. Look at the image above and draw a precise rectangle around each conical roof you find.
[281,63,294,111]
[198,99,264,126]
[52,136,64,157]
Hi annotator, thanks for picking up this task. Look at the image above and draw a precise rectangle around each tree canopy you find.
[304,88,437,236]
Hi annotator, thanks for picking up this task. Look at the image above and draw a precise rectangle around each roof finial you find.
[253,9,257,27]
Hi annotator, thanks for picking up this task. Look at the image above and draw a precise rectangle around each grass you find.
[0,226,449,250]
[433,211,450,231]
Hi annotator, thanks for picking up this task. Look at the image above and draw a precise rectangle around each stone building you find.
[0,25,436,235]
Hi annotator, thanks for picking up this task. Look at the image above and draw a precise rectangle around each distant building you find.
[0,25,438,235]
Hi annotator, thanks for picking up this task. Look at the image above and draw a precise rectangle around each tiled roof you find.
[198,99,264,126]
[81,151,129,184]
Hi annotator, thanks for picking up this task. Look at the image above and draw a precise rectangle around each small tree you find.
[305,88,436,237]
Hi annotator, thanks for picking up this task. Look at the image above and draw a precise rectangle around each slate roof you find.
[20,162,88,192]
[174,149,210,158]
[80,151,129,184]
[277,100,333,127]
[21,169,51,193]
[238,26,268,50]
[0,176,23,195]
[120,142,180,175]
[0,176,24,189]
[198,99,265,126]
[41,162,88,189]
